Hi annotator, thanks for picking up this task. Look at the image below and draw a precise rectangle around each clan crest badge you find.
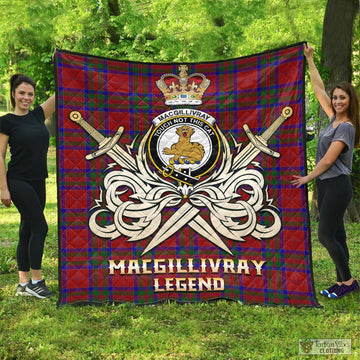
[148,109,220,186]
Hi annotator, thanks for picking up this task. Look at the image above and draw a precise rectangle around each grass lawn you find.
[0,145,359,360]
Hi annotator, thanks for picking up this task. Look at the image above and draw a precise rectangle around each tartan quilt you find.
[55,42,320,307]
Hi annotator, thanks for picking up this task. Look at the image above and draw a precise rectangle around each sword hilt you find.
[243,124,281,158]
[85,127,124,160]
[242,106,294,159]
[69,111,105,144]
[262,106,293,141]
[69,111,137,169]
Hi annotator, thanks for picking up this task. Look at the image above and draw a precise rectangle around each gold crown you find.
[156,65,210,105]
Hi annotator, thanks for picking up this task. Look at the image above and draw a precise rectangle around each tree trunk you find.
[317,0,359,222]
[107,0,121,44]
[319,0,357,126]
[321,0,357,91]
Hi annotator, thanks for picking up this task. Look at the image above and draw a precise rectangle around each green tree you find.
[0,0,327,78]
[238,0,327,53]
[0,0,57,105]
[0,0,341,169]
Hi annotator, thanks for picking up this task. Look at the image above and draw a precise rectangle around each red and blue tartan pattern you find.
[55,43,320,307]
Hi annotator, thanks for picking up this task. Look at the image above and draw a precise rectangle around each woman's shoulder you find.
[0,113,14,126]
[333,122,355,142]
[0,107,43,124]
[0,108,42,120]
[31,106,45,119]
[0,113,15,134]
[337,121,354,130]
[0,112,13,120]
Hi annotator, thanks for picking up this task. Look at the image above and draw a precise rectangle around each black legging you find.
[316,174,353,282]
[7,178,48,271]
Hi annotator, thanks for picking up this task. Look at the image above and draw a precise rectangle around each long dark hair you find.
[330,82,360,148]
[10,74,36,108]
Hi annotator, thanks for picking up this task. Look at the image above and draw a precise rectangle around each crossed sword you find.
[69,106,293,256]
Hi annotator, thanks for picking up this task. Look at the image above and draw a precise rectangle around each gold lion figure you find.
[164,125,205,164]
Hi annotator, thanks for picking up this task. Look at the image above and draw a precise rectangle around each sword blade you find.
[106,146,137,171]
[188,215,232,255]
[233,144,260,170]
[141,202,199,255]
[142,203,233,255]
